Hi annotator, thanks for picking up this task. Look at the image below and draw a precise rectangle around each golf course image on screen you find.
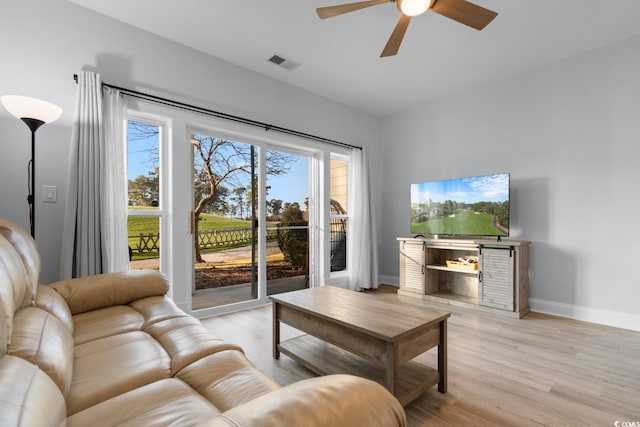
[410,173,509,237]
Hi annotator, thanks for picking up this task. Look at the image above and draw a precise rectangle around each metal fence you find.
[330,218,347,272]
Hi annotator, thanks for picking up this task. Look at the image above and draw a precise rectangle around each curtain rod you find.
[73,74,360,150]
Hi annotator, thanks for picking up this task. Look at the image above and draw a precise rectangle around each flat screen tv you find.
[410,173,510,238]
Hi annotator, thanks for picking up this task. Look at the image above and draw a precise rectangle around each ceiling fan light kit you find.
[398,0,431,17]
[316,0,498,57]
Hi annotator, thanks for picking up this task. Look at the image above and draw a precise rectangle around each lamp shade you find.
[1,95,62,124]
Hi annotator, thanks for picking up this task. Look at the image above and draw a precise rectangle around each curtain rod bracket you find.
[73,74,78,83]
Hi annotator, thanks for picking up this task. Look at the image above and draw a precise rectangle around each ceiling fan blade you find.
[317,0,390,19]
[430,0,498,30]
[380,15,412,57]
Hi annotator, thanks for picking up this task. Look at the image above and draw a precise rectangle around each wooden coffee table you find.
[271,286,450,406]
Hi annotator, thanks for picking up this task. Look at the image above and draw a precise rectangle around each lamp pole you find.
[21,118,45,237]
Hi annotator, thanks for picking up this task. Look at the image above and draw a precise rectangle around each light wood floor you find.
[201,286,640,426]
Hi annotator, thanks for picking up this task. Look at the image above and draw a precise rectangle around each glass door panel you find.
[265,149,309,295]
[191,134,258,310]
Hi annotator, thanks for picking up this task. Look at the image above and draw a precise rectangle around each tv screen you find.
[410,173,510,237]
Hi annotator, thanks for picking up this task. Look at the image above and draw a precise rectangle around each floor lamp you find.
[1,95,63,238]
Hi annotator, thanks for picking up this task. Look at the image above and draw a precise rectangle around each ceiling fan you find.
[316,0,498,57]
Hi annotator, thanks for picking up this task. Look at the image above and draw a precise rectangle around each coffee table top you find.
[270,286,450,342]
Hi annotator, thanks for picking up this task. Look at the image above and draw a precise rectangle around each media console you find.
[397,237,530,318]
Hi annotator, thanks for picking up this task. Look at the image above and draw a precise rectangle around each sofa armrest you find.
[195,374,407,427]
[49,271,169,315]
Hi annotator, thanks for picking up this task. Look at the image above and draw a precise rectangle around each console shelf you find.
[426,265,480,275]
[398,237,530,318]
[427,292,477,305]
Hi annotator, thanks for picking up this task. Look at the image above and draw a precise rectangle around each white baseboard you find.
[378,274,400,286]
[529,299,640,332]
[378,274,639,332]
[379,275,399,286]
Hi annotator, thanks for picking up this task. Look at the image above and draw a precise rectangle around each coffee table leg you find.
[385,342,397,395]
[272,302,280,359]
[438,319,447,393]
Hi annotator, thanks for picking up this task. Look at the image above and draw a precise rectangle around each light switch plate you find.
[42,185,57,203]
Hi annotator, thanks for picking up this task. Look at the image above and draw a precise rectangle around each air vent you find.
[268,54,286,65]
[267,53,300,71]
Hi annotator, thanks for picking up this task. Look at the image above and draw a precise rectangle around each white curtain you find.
[347,148,379,290]
[60,71,128,278]
[101,87,128,272]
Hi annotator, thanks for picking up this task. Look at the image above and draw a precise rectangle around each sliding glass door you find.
[190,134,310,312]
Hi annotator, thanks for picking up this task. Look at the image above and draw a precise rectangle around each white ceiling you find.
[68,0,640,117]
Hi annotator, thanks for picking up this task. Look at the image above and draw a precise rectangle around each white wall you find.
[380,35,640,330]
[0,0,381,284]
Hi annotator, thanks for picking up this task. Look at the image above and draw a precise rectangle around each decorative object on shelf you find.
[446,256,478,270]
[1,95,63,237]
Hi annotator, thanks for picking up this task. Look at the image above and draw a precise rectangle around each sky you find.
[127,122,309,208]
[411,173,509,204]
[266,156,309,207]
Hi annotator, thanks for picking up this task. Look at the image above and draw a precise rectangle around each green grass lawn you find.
[199,214,252,230]
[128,213,252,260]
[411,209,507,236]
[128,213,250,236]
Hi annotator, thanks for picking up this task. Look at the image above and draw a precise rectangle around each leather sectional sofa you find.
[0,218,407,426]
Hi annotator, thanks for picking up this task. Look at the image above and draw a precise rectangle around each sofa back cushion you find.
[72,305,144,345]
[0,218,40,305]
[0,236,32,351]
[0,355,67,427]
[8,307,75,397]
[0,300,6,357]
[35,284,74,333]
[0,219,40,354]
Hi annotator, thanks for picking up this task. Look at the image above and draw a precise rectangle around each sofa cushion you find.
[178,349,280,412]
[34,284,74,333]
[129,295,192,327]
[72,305,144,345]
[68,330,171,415]
[68,378,220,427]
[8,307,74,397]
[0,355,66,427]
[50,270,169,314]
[146,315,242,375]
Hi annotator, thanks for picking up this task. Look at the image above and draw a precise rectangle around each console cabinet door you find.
[479,247,514,311]
[399,240,425,294]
